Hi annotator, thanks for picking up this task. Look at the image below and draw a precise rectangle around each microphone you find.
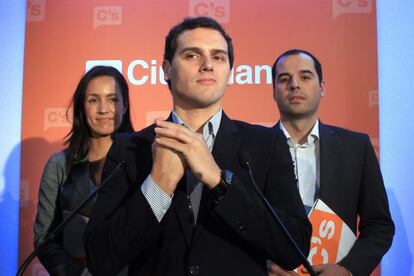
[16,160,125,276]
[239,150,316,276]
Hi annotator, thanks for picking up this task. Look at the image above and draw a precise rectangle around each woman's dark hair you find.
[64,66,133,169]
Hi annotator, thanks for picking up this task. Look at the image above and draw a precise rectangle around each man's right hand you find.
[267,261,298,276]
[150,134,185,196]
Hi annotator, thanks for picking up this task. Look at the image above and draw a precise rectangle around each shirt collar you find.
[310,119,320,140]
[171,109,222,139]
[279,119,320,146]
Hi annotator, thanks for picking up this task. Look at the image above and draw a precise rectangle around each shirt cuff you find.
[141,174,173,222]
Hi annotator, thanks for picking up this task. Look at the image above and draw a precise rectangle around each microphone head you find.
[239,150,252,169]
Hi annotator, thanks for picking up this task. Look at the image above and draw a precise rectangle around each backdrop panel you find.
[20,0,379,274]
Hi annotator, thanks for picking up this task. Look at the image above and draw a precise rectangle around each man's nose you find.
[200,56,213,72]
[289,77,300,90]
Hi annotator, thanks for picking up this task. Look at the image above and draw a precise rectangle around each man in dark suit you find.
[84,18,311,276]
[267,49,394,276]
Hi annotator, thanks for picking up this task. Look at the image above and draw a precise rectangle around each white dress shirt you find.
[280,120,320,214]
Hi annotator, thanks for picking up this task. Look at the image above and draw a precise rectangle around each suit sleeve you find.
[211,131,312,270]
[33,153,85,275]
[338,135,395,276]
[84,138,162,276]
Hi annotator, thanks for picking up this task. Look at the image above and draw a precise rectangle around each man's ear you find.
[162,60,171,82]
[320,80,326,97]
[272,79,278,102]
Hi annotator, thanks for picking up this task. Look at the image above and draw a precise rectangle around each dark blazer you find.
[34,153,94,275]
[275,121,395,276]
[85,113,312,276]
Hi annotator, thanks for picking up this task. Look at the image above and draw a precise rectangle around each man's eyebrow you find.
[178,47,228,56]
[299,69,315,75]
[178,47,202,55]
[277,72,290,80]
[277,70,315,80]
[211,49,228,55]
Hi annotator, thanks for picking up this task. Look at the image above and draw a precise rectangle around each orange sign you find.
[307,210,344,265]
[297,199,356,275]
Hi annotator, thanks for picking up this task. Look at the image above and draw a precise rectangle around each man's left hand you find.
[154,120,221,188]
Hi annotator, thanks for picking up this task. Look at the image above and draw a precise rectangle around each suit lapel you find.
[318,123,338,201]
[61,161,95,216]
[211,113,240,170]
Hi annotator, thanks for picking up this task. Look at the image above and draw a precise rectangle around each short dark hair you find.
[163,17,234,88]
[64,66,134,169]
[271,49,323,87]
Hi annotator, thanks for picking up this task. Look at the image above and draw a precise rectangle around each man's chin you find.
[177,95,222,109]
[283,110,313,120]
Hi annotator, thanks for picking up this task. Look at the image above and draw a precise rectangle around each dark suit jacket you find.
[275,121,395,276]
[85,113,312,276]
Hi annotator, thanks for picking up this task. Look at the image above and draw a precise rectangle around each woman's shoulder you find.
[43,151,68,177]
[36,151,69,199]
[47,151,67,166]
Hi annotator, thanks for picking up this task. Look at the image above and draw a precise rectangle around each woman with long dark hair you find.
[33,66,133,275]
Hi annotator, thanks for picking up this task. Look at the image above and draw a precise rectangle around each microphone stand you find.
[240,151,316,276]
[16,161,124,276]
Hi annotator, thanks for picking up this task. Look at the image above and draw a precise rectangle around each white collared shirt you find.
[280,120,320,213]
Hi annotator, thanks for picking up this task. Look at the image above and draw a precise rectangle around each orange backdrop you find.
[21,0,379,275]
